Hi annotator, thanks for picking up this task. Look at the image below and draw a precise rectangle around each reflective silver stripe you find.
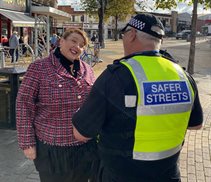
[173,63,194,103]
[126,58,147,82]
[137,103,192,115]
[122,58,147,104]
[125,58,147,105]
[125,95,137,107]
[173,63,186,80]
[133,144,182,161]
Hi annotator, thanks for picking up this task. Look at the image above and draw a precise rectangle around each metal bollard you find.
[0,49,5,68]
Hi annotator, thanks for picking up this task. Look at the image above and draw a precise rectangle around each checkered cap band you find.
[129,18,146,31]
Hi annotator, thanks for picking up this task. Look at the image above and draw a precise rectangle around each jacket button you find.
[58,84,62,87]
[78,95,81,99]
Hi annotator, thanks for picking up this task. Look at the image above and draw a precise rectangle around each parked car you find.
[165,31,176,38]
[176,30,191,40]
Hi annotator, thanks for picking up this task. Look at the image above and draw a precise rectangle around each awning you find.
[31,6,71,20]
[0,9,35,27]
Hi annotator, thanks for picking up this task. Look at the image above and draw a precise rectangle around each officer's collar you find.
[115,50,160,63]
[127,50,160,58]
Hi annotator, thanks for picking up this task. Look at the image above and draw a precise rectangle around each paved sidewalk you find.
[180,74,211,182]
[0,39,211,182]
[0,130,39,182]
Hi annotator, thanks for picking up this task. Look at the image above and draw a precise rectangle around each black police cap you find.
[121,13,165,39]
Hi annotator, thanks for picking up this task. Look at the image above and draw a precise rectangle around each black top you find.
[54,47,80,78]
[72,53,203,180]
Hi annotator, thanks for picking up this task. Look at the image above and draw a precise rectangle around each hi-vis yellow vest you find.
[121,55,194,161]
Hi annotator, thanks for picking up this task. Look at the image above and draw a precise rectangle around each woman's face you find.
[60,32,85,62]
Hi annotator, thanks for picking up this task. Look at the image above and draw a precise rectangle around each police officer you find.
[72,14,203,182]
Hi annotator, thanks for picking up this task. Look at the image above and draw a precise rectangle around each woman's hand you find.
[23,146,36,160]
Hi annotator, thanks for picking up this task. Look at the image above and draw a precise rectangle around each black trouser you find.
[38,162,93,182]
[98,166,181,182]
[97,154,181,182]
[38,160,100,182]
[34,139,99,182]
[9,49,18,63]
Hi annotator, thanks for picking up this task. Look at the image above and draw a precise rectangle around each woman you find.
[16,28,97,182]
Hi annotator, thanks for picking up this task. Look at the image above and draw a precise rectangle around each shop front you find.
[31,6,71,56]
[0,0,35,45]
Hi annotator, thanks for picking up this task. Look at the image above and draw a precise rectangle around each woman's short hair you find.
[62,28,88,46]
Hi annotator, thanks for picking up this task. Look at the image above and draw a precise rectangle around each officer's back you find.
[72,13,203,182]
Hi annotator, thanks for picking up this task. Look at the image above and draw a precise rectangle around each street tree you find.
[106,0,135,41]
[155,0,211,74]
[81,0,108,48]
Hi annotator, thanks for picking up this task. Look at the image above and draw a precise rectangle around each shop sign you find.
[13,23,34,27]
[0,0,26,12]
[63,23,83,29]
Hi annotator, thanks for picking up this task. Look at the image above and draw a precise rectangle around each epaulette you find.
[107,59,123,73]
[113,59,121,64]
[159,50,179,63]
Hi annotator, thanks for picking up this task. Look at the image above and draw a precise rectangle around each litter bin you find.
[0,67,26,129]
[0,80,10,128]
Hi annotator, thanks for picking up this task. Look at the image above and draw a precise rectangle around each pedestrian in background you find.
[1,35,8,46]
[93,38,100,61]
[50,33,58,50]
[19,36,27,55]
[72,13,203,182]
[9,31,19,63]
[91,32,97,44]
[16,28,98,182]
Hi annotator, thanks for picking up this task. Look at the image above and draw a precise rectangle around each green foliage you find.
[81,0,135,21]
[106,0,135,20]
[202,0,211,8]
[80,0,99,16]
[155,0,177,9]
[155,0,211,9]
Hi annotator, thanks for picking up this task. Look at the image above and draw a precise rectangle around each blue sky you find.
[58,0,211,15]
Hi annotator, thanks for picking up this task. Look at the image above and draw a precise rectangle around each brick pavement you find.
[179,74,211,182]
[0,39,211,182]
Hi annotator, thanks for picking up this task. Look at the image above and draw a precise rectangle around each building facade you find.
[198,14,211,35]
[0,0,35,44]
[31,0,71,55]
[150,11,178,34]
[57,5,100,39]
[177,13,191,32]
